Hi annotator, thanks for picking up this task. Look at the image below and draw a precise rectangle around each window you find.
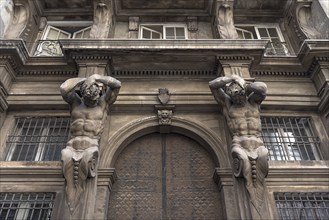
[140,24,187,39]
[0,192,56,220]
[274,192,329,220]
[236,24,289,55]
[261,117,322,161]
[236,27,254,39]
[5,117,70,161]
[35,24,91,56]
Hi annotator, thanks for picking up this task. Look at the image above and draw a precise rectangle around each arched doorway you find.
[108,133,224,219]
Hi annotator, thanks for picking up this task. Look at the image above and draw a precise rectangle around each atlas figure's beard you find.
[231,94,246,105]
[83,97,99,107]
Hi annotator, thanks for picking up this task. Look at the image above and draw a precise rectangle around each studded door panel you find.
[108,133,223,219]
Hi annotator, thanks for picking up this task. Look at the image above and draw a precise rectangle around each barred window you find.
[274,192,329,220]
[261,117,322,161]
[5,117,70,161]
[0,192,56,220]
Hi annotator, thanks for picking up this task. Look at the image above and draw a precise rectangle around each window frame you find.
[5,117,70,162]
[254,24,285,42]
[261,116,322,161]
[35,21,92,56]
[0,192,56,220]
[235,27,254,39]
[274,192,329,220]
[139,23,188,39]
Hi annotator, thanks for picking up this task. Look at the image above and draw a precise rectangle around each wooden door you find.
[108,133,223,219]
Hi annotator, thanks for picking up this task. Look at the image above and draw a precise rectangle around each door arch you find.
[108,132,225,219]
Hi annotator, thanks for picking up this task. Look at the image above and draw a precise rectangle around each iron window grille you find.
[0,192,56,220]
[5,117,70,161]
[261,117,322,161]
[274,192,329,220]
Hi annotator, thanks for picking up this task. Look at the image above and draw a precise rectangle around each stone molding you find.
[0,163,117,189]
[17,70,77,76]
[308,56,329,75]
[59,39,269,51]
[298,39,329,68]
[213,167,234,191]
[217,56,253,61]
[0,55,19,72]
[252,71,308,77]
[266,166,329,186]
[113,69,215,78]
[71,55,112,61]
[100,116,229,168]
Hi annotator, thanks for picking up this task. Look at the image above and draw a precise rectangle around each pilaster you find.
[128,17,139,39]
[217,56,254,80]
[310,57,329,135]
[71,54,112,77]
[0,55,17,125]
[94,168,117,220]
[213,168,239,219]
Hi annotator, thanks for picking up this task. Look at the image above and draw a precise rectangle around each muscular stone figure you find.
[209,75,268,213]
[60,74,121,216]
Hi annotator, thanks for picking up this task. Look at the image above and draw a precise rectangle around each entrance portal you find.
[108,133,224,219]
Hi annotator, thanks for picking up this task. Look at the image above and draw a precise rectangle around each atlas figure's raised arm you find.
[60,78,86,105]
[245,82,267,105]
[209,76,236,106]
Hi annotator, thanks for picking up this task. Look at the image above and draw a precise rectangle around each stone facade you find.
[0,0,328,219]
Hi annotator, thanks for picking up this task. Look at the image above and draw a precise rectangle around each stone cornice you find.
[59,39,268,53]
[17,70,78,76]
[0,162,117,188]
[308,56,329,75]
[213,168,234,191]
[298,40,329,69]
[252,71,308,77]
[266,160,329,185]
[0,40,77,76]
[71,54,112,61]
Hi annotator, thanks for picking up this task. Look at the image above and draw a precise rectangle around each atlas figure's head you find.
[80,81,102,107]
[225,78,246,105]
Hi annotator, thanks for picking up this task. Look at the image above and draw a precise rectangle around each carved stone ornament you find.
[157,109,173,125]
[209,74,269,216]
[129,16,139,31]
[60,74,121,219]
[158,88,170,105]
[216,0,238,39]
[187,16,198,31]
[296,1,322,39]
[2,0,29,39]
[90,0,113,38]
